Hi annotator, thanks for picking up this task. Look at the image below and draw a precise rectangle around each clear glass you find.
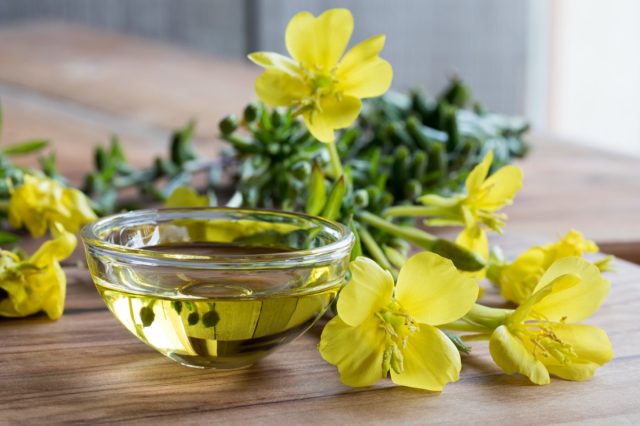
[81,208,354,369]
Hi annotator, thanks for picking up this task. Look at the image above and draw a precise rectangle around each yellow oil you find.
[95,243,339,369]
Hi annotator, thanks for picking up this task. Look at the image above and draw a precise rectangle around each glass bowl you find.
[81,208,354,369]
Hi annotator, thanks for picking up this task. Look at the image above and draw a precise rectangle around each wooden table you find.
[1,23,640,424]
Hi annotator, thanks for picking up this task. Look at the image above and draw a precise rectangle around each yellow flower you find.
[419,151,523,263]
[9,175,97,237]
[319,253,478,390]
[165,186,209,208]
[248,8,393,143]
[0,226,76,319]
[489,257,613,385]
[492,230,609,304]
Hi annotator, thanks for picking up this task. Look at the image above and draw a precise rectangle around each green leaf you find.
[305,162,326,216]
[321,176,345,221]
[443,330,471,354]
[1,139,49,156]
[0,231,20,244]
[347,217,362,260]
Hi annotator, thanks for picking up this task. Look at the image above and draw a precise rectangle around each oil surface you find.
[96,243,338,369]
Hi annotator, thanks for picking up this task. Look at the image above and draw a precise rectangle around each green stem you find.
[326,142,343,179]
[358,225,393,273]
[357,211,437,249]
[461,333,492,342]
[383,205,447,218]
[465,304,512,329]
[441,319,493,333]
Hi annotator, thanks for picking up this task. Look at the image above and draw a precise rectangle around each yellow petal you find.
[337,256,394,327]
[395,252,478,326]
[549,323,613,366]
[499,247,546,305]
[546,361,600,382]
[285,9,353,71]
[456,225,489,261]
[337,35,393,98]
[532,257,610,323]
[478,165,523,210]
[465,151,493,195]
[255,69,308,107]
[303,95,361,143]
[165,186,209,208]
[390,324,461,391]
[489,325,550,385]
[29,228,76,266]
[247,51,301,77]
[319,315,386,387]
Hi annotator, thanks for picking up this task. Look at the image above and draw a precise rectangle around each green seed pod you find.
[243,103,259,123]
[387,122,414,148]
[291,161,311,180]
[392,145,409,196]
[219,114,239,135]
[427,142,447,181]
[354,189,369,208]
[404,179,422,200]
[271,109,283,127]
[429,238,485,271]
[411,150,428,181]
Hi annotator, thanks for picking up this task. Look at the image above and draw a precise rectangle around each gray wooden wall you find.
[0,0,530,114]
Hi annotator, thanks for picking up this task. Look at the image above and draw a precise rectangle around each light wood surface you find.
[1,23,640,425]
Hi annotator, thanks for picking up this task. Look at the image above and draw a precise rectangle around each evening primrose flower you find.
[165,186,209,208]
[248,8,393,143]
[9,174,97,237]
[491,230,610,304]
[0,226,76,319]
[319,253,478,390]
[419,151,523,261]
[489,257,613,385]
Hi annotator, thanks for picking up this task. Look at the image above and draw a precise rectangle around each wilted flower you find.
[489,257,613,385]
[491,230,612,304]
[9,174,96,237]
[0,226,76,319]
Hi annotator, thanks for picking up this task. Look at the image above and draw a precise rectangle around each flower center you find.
[520,320,578,365]
[376,299,417,376]
[296,66,340,123]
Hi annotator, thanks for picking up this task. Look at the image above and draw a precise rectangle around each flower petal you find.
[465,151,493,195]
[337,256,394,327]
[478,165,523,210]
[395,252,478,326]
[247,51,302,77]
[456,225,489,261]
[303,95,361,143]
[285,9,353,71]
[546,361,600,382]
[549,323,613,366]
[390,324,461,391]
[254,69,308,107]
[319,316,386,387]
[489,325,550,385]
[337,35,393,98]
[165,186,209,208]
[532,257,610,323]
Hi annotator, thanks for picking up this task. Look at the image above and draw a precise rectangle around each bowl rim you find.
[80,207,354,269]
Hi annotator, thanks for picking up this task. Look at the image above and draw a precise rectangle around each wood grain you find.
[1,247,638,425]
